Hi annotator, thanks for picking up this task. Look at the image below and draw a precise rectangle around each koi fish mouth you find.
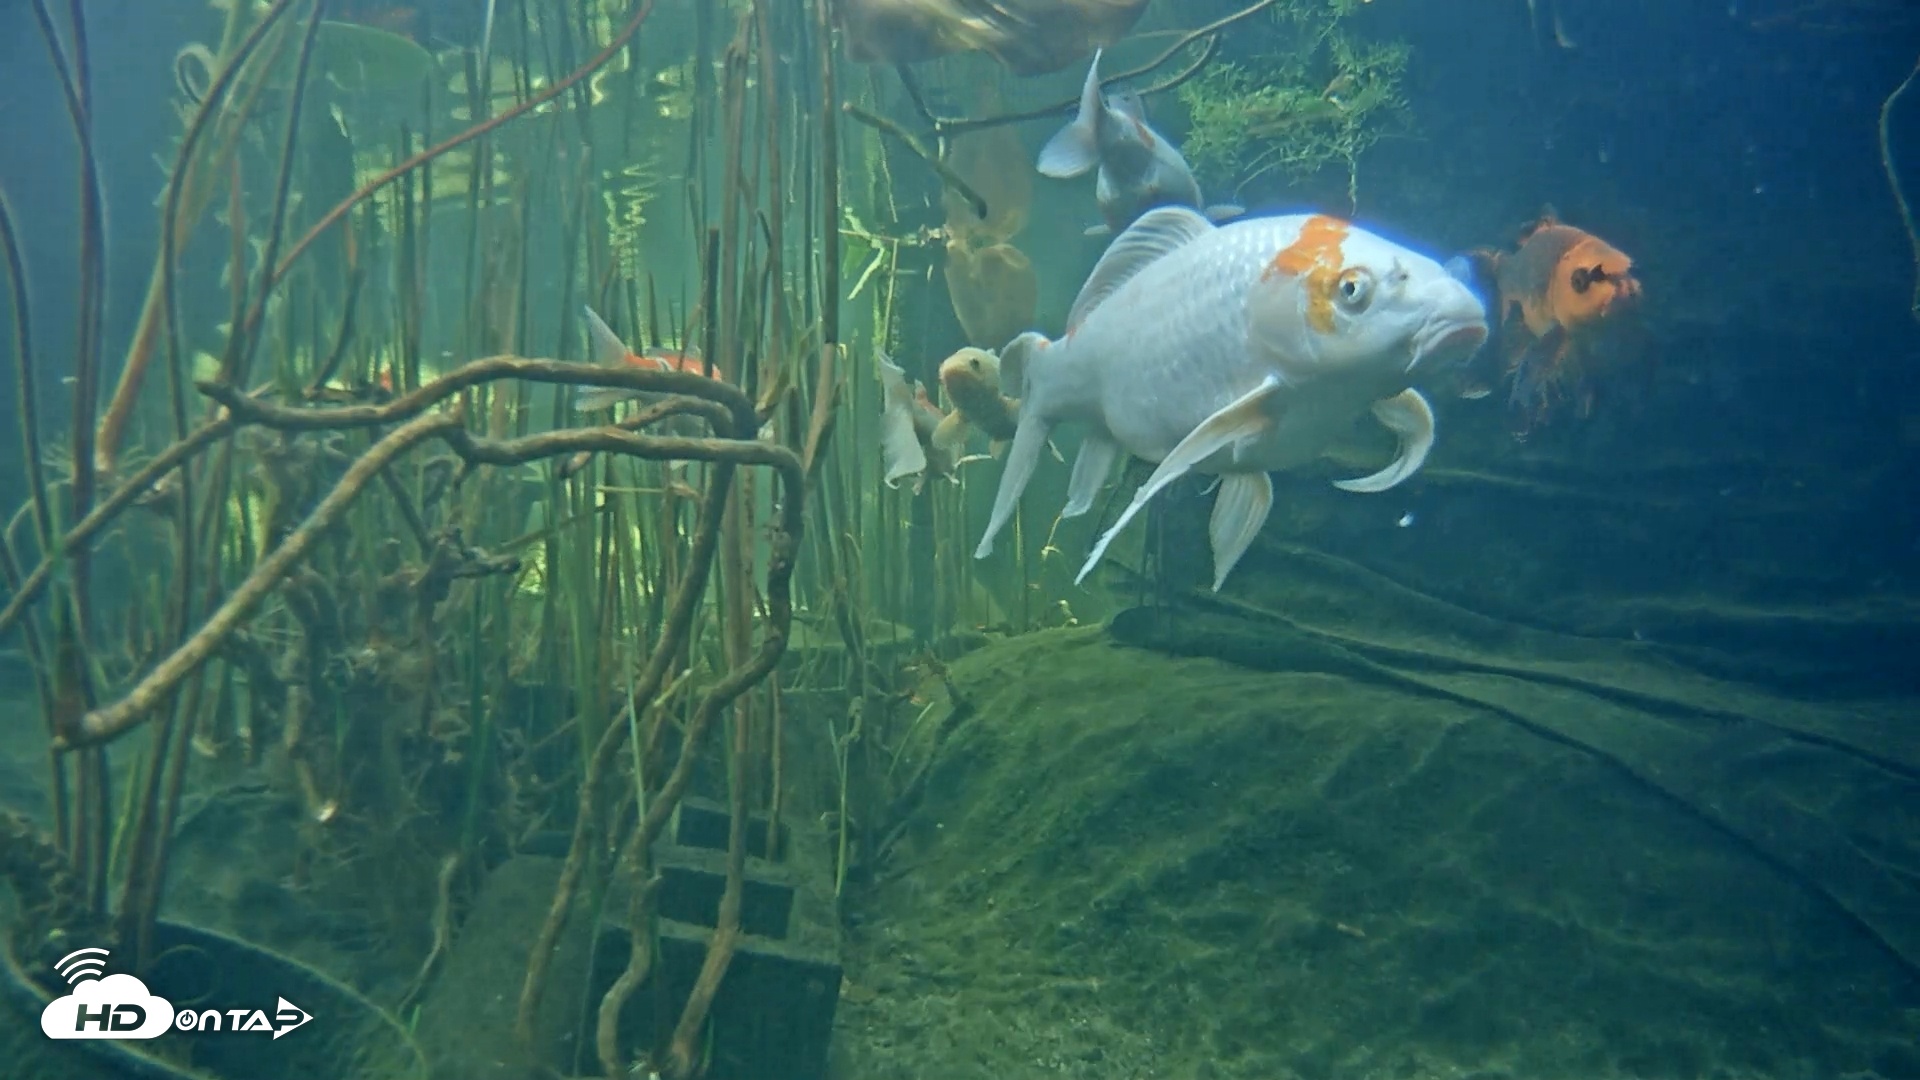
[1409,318,1489,374]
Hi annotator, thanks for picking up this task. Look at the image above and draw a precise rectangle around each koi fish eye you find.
[1335,267,1374,312]
[1570,265,1610,294]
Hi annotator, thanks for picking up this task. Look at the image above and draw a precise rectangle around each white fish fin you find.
[1076,376,1282,585]
[573,387,640,412]
[878,351,928,488]
[932,410,970,457]
[1083,223,1112,238]
[1203,204,1245,223]
[1047,438,1066,463]
[997,336,1031,403]
[1061,430,1120,519]
[581,305,630,367]
[1037,49,1103,179]
[1207,472,1273,591]
[975,331,1055,559]
[1065,205,1216,332]
[1332,388,1435,493]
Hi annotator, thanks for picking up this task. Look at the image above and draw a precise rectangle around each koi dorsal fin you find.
[581,305,630,367]
[1066,205,1215,332]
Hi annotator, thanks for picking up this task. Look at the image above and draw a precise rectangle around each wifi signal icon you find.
[54,948,109,985]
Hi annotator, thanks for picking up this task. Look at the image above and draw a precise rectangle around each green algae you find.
[843,622,1919,1080]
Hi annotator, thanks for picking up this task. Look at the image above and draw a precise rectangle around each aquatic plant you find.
[2,0,1143,1077]
[1177,0,1410,209]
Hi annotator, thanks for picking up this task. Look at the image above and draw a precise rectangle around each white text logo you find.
[39,948,312,1041]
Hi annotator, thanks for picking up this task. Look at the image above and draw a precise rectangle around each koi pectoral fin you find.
[1076,376,1281,585]
[1333,388,1435,493]
[1062,431,1120,519]
[932,411,970,457]
[1208,472,1273,591]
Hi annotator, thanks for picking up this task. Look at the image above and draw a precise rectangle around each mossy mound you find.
[841,621,1919,1080]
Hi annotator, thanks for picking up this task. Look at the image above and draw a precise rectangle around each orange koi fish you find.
[1450,208,1644,436]
[929,346,1063,465]
[573,306,727,413]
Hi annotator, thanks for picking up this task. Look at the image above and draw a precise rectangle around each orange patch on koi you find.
[1264,215,1350,333]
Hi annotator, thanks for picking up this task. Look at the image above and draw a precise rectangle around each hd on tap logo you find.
[40,947,312,1041]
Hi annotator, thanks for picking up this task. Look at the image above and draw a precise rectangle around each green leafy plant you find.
[1179,1,1410,208]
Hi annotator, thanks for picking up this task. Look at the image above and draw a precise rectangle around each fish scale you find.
[1072,218,1305,464]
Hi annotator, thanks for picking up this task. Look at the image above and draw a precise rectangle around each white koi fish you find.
[973,206,1488,591]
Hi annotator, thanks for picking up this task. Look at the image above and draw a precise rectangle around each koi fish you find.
[1448,208,1644,434]
[974,207,1487,592]
[572,306,727,414]
[1037,50,1244,238]
[929,346,1065,464]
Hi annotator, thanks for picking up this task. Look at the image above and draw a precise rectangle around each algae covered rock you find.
[842,624,1919,1080]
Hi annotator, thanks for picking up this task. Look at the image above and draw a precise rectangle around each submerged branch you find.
[918,3,1251,138]
[58,408,465,749]
[842,103,988,222]
[198,354,756,435]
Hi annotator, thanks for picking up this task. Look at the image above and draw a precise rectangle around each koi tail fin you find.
[1036,50,1104,179]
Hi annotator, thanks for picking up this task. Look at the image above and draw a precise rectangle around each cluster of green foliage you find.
[1178,0,1410,204]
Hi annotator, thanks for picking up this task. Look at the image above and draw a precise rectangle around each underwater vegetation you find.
[1178,2,1410,208]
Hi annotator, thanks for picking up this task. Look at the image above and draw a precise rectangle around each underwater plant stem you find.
[842,103,989,222]
[33,0,105,635]
[1881,53,1920,321]
[515,462,738,1048]
[222,0,328,389]
[755,0,787,405]
[0,416,236,643]
[304,267,364,393]
[261,0,660,315]
[57,409,465,749]
[815,0,839,351]
[510,437,805,1053]
[0,535,65,850]
[0,194,54,563]
[594,855,660,1078]
[100,0,298,474]
[667,678,753,1077]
